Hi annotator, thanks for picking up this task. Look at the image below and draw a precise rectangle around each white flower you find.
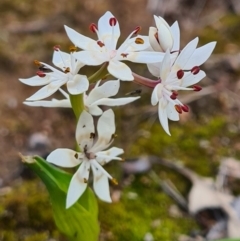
[149,16,174,52]
[24,80,140,115]
[47,109,123,208]
[151,38,216,135]
[19,49,89,101]
[64,11,165,81]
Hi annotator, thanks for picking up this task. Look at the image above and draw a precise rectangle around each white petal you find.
[158,98,171,135]
[76,110,94,151]
[47,148,81,167]
[160,50,171,82]
[91,160,112,202]
[126,51,165,64]
[87,105,103,116]
[96,147,124,165]
[66,161,90,208]
[64,25,99,51]
[52,50,70,70]
[67,74,89,95]
[173,37,199,70]
[170,21,180,51]
[167,103,179,121]
[181,70,206,87]
[184,42,216,69]
[151,84,161,106]
[26,80,65,101]
[98,11,120,50]
[147,63,161,77]
[149,27,163,52]
[23,99,71,108]
[86,80,120,105]
[73,51,107,66]
[92,96,140,107]
[92,109,115,153]
[108,60,133,81]
[19,75,51,86]
[156,22,173,51]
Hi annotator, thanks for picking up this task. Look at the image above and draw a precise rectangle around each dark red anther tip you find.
[175,105,182,114]
[170,91,178,100]
[177,70,184,79]
[53,45,60,51]
[181,104,189,112]
[89,23,98,33]
[109,17,117,26]
[36,71,46,77]
[133,26,141,35]
[193,85,202,91]
[97,40,105,47]
[191,66,200,75]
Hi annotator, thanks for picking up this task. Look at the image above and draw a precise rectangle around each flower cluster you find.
[20,11,216,207]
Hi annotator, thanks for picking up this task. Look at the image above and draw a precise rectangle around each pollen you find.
[97,40,105,47]
[89,23,98,33]
[64,67,70,73]
[109,17,117,26]
[135,37,144,44]
[69,46,77,52]
[111,178,118,185]
[175,104,182,114]
[34,60,41,67]
[121,53,128,58]
[83,178,88,183]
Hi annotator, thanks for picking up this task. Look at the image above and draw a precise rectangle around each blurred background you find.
[1,0,240,240]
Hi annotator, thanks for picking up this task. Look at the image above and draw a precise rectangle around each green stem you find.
[88,62,109,83]
[69,93,84,120]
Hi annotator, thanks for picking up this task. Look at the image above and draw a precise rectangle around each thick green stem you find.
[88,62,109,83]
[69,93,84,120]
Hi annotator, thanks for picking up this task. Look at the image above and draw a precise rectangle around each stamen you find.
[175,104,182,114]
[89,23,98,33]
[90,132,95,139]
[170,90,178,100]
[83,178,88,183]
[133,26,141,35]
[74,153,78,159]
[111,178,118,185]
[135,37,144,44]
[34,60,41,67]
[69,45,77,52]
[109,17,117,26]
[177,70,184,79]
[36,71,46,78]
[154,32,160,44]
[193,85,202,91]
[181,104,189,112]
[111,133,118,139]
[121,53,128,58]
[53,45,60,51]
[191,66,200,75]
[97,40,105,47]
[64,67,70,73]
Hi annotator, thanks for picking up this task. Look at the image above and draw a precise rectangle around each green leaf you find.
[21,154,99,241]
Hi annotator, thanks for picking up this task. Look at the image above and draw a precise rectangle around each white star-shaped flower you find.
[64,11,165,81]
[151,37,216,135]
[24,80,140,115]
[47,109,123,208]
[19,48,89,101]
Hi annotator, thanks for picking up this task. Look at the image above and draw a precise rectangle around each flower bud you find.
[149,16,174,52]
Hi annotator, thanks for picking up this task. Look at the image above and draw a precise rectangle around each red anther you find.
[154,32,160,43]
[177,70,184,79]
[170,94,177,100]
[53,45,60,51]
[172,90,178,96]
[97,40,105,47]
[109,17,117,26]
[181,104,189,112]
[191,66,200,75]
[133,26,141,35]
[175,105,182,114]
[89,23,98,33]
[193,85,202,91]
[36,71,46,77]
[135,37,144,44]
[121,53,129,58]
